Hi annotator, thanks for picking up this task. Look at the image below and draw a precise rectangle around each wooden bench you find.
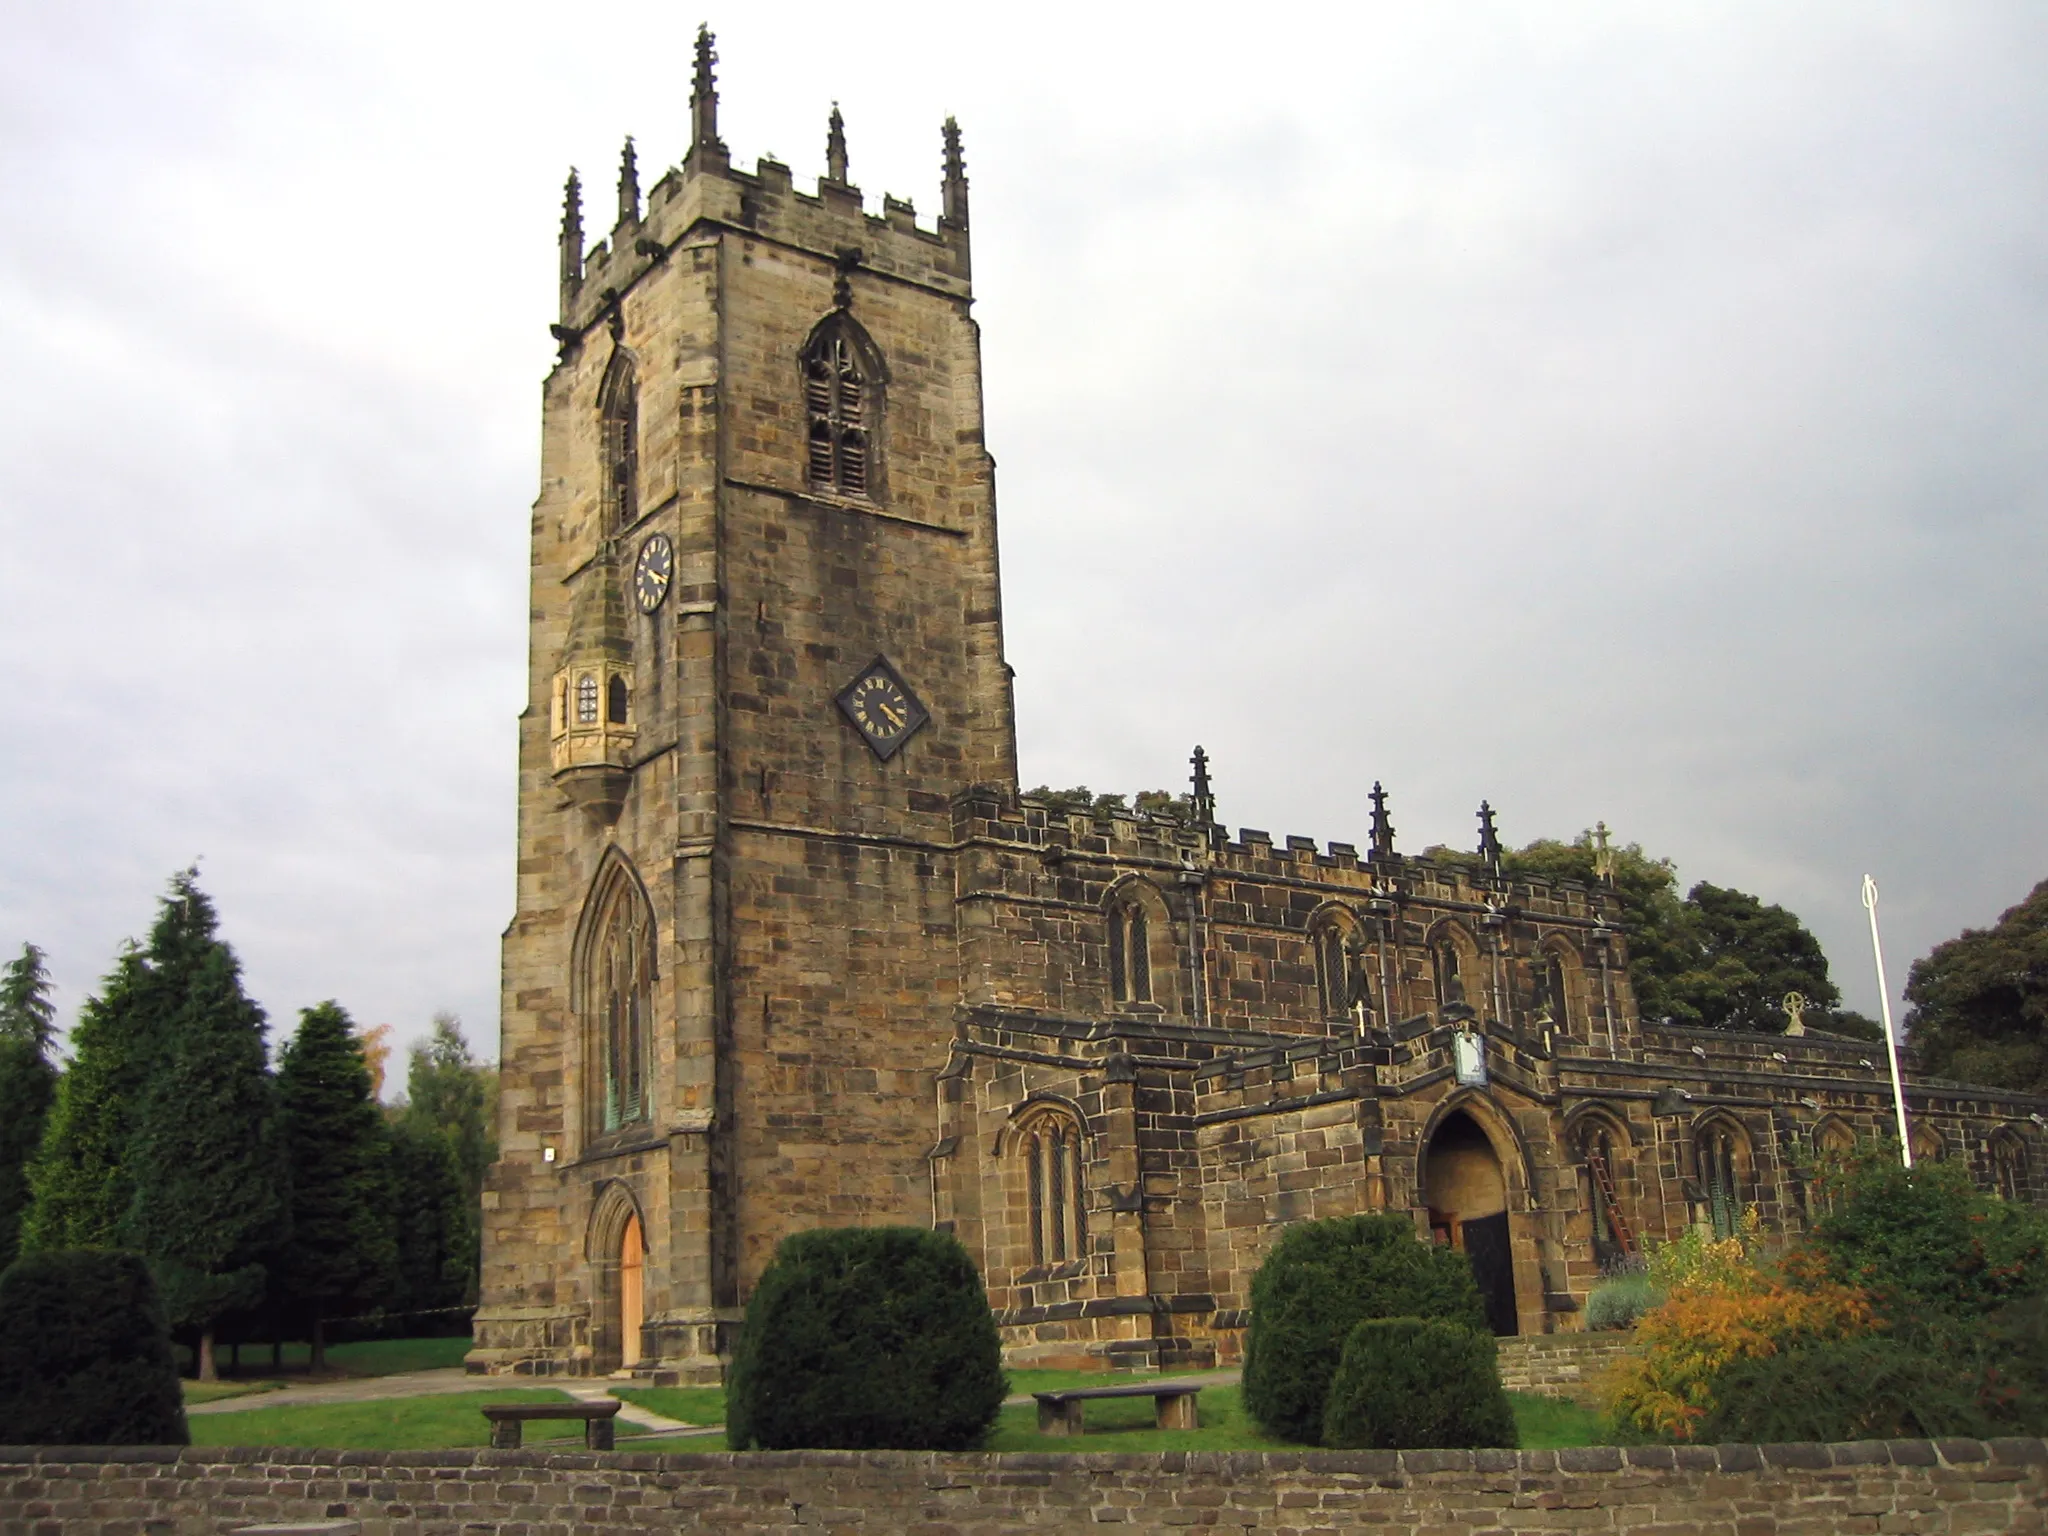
[480,1399,623,1450]
[1032,1383,1202,1437]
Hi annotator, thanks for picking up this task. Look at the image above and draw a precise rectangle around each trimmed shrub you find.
[1322,1317,1517,1449]
[1585,1273,1662,1331]
[0,1249,187,1444]
[1242,1213,1488,1444]
[725,1225,1006,1450]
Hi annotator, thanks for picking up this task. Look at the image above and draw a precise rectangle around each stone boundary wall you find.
[1497,1333,1643,1405]
[5,1439,2046,1535]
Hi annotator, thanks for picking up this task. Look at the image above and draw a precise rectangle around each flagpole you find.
[1862,874,1913,1167]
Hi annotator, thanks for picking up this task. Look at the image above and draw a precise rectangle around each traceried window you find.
[1020,1110,1086,1267]
[1699,1120,1744,1239]
[1573,1119,1634,1266]
[576,674,600,724]
[1108,901,1151,1005]
[802,314,883,498]
[586,867,655,1136]
[607,674,629,725]
[599,349,639,531]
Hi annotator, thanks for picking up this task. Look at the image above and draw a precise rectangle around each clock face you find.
[834,656,930,761]
[633,534,673,613]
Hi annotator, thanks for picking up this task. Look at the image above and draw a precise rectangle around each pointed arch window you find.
[576,673,600,724]
[1537,950,1575,1037]
[802,314,885,499]
[585,867,655,1136]
[1435,937,1466,1006]
[607,674,630,725]
[1314,919,1365,1024]
[1019,1109,1086,1267]
[1571,1117,1634,1265]
[1699,1120,1745,1239]
[1108,900,1151,1005]
[600,349,639,531]
[1991,1133,2028,1203]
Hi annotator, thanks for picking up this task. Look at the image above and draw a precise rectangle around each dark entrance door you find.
[1461,1211,1518,1336]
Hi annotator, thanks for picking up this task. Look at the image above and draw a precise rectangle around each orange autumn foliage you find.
[1604,1241,1879,1441]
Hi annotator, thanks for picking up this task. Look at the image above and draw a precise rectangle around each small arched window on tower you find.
[1019,1108,1086,1267]
[1538,950,1574,1038]
[1315,924,1352,1022]
[1107,899,1151,1005]
[607,674,629,726]
[1698,1119,1746,1239]
[802,313,885,499]
[599,348,639,532]
[576,673,600,724]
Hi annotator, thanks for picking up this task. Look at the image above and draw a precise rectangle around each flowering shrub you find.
[1604,1227,1878,1442]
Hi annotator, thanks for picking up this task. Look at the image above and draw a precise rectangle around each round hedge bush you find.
[0,1249,188,1444]
[1585,1273,1662,1331]
[1242,1213,1488,1444]
[1321,1317,1517,1449]
[725,1225,1006,1450]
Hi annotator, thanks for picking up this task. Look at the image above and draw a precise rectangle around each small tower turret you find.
[549,552,637,824]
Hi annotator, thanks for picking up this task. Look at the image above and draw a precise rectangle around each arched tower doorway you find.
[1423,1108,1518,1336]
[619,1212,646,1369]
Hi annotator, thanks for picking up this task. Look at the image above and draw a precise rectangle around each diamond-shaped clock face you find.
[834,656,929,761]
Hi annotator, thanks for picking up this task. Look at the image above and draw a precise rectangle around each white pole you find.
[1862,875,1913,1167]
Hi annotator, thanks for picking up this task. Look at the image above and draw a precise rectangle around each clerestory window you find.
[1108,901,1151,1005]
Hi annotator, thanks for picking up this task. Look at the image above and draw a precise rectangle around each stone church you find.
[470,32,2048,1383]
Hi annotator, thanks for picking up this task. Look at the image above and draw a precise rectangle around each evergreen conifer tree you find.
[400,1014,496,1304]
[0,943,61,1269]
[388,1117,474,1319]
[23,945,154,1250]
[119,870,284,1382]
[276,1001,397,1368]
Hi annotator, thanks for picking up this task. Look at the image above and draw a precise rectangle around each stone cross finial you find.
[559,169,584,293]
[1368,781,1396,861]
[942,117,969,227]
[825,103,849,183]
[1477,800,1502,869]
[1592,820,1614,883]
[690,25,726,159]
[617,137,640,226]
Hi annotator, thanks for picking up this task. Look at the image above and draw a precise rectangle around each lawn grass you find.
[185,1389,600,1451]
[1507,1391,1609,1449]
[612,1386,729,1426]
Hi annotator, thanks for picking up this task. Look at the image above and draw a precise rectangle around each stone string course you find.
[4,1440,2045,1535]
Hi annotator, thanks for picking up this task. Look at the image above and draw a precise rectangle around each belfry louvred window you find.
[802,315,882,498]
[599,348,639,531]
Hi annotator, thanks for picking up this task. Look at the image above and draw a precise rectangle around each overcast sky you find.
[3,2,2044,1072]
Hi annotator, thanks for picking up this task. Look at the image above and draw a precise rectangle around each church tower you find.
[473,31,1015,1380]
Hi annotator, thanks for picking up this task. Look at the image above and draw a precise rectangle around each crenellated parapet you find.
[553,27,970,341]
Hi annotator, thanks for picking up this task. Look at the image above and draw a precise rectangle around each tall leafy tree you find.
[0,944,61,1268]
[403,1013,496,1202]
[399,1013,496,1306]
[23,945,154,1250]
[1905,878,2048,1095]
[119,870,284,1382]
[277,1001,396,1368]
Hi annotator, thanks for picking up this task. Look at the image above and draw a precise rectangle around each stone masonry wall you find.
[6,1441,2045,1534]
[1496,1333,1644,1406]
